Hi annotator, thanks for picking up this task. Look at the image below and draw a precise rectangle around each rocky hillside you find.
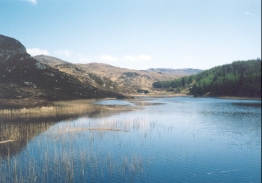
[0,35,27,63]
[35,55,121,93]
[0,35,125,108]
[35,55,200,95]
[34,55,70,67]
[78,63,191,93]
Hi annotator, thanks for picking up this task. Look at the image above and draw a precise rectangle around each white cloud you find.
[54,49,72,57]
[24,0,37,5]
[27,48,49,56]
[123,54,152,62]
[245,12,254,16]
[99,54,119,62]
[137,54,152,61]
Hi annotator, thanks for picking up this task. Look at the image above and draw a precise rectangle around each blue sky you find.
[0,0,261,70]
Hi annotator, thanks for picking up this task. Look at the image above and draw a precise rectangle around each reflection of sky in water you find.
[0,97,261,183]
[94,99,135,106]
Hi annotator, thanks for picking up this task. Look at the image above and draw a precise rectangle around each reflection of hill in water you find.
[232,102,261,108]
[0,100,135,158]
[0,119,54,158]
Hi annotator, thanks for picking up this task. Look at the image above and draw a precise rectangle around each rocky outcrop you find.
[34,55,70,67]
[0,35,28,63]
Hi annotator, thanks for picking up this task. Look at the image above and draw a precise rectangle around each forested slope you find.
[153,59,261,97]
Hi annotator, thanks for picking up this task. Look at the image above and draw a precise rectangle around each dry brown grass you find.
[0,140,15,144]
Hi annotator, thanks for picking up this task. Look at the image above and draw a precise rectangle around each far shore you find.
[129,93,261,101]
[0,94,260,110]
[129,93,188,98]
[215,96,261,101]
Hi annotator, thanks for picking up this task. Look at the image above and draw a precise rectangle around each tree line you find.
[153,59,261,97]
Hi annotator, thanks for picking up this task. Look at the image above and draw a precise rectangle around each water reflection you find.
[0,120,53,158]
[94,99,134,106]
[130,101,165,106]
[0,118,148,182]
[0,100,136,158]
[232,102,261,108]
[0,97,261,183]
[0,100,136,121]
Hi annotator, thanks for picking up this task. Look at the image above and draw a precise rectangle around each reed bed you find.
[0,104,150,183]
[0,99,136,121]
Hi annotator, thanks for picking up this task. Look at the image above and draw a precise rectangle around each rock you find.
[35,61,46,69]
[0,35,28,63]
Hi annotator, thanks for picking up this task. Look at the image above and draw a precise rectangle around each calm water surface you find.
[0,97,261,182]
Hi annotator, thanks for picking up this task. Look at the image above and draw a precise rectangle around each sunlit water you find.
[0,97,261,182]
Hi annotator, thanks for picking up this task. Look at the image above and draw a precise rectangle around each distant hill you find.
[153,60,261,97]
[0,35,125,108]
[77,63,194,93]
[35,56,199,94]
[147,68,202,75]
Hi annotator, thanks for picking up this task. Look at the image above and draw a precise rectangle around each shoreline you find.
[0,98,54,110]
[215,96,261,101]
[0,94,260,110]
[0,99,137,121]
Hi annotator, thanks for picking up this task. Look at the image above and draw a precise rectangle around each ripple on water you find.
[0,97,261,183]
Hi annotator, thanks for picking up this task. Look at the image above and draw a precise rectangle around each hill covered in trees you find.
[153,59,261,97]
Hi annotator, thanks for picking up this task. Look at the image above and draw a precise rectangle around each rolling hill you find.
[35,55,201,95]
[78,63,188,93]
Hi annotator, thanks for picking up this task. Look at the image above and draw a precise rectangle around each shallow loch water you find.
[0,97,261,182]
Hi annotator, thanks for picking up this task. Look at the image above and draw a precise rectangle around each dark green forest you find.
[153,59,261,97]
